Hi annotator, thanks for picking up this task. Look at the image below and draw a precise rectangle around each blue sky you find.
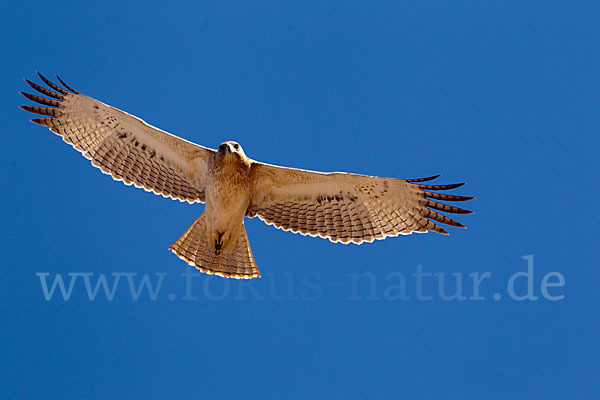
[1,1,598,399]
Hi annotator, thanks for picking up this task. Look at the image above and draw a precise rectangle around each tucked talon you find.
[214,233,224,255]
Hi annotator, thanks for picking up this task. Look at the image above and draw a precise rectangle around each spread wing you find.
[248,162,474,244]
[20,73,215,203]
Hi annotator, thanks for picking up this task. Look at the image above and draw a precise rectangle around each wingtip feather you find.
[36,71,70,95]
[56,74,79,94]
[406,174,441,183]
[30,118,52,126]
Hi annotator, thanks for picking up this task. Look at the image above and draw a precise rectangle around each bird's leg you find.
[214,232,224,255]
[213,229,234,255]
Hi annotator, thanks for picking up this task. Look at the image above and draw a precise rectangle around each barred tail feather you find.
[169,213,260,279]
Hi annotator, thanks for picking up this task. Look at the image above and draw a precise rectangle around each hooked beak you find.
[219,143,232,154]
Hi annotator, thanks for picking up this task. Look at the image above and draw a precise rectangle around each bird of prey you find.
[20,73,474,279]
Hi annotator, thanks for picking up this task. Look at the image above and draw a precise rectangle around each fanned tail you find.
[169,213,260,279]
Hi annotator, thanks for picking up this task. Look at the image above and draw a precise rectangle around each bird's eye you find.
[233,144,240,151]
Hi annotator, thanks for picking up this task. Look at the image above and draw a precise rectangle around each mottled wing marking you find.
[248,163,474,244]
[20,73,215,203]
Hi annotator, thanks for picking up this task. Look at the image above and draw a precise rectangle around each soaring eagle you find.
[20,73,474,279]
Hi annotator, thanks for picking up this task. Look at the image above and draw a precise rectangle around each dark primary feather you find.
[56,74,79,94]
[424,199,473,215]
[406,175,475,232]
[20,74,80,124]
[405,174,440,183]
[19,105,60,116]
[29,118,54,126]
[24,79,63,99]
[36,71,69,95]
[419,182,465,190]
[19,92,59,107]
[422,208,466,228]
[424,191,474,202]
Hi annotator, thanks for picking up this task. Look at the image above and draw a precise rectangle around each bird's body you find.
[20,73,474,279]
[204,142,252,255]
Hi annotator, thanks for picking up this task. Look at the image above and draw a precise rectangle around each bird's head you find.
[216,141,248,164]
